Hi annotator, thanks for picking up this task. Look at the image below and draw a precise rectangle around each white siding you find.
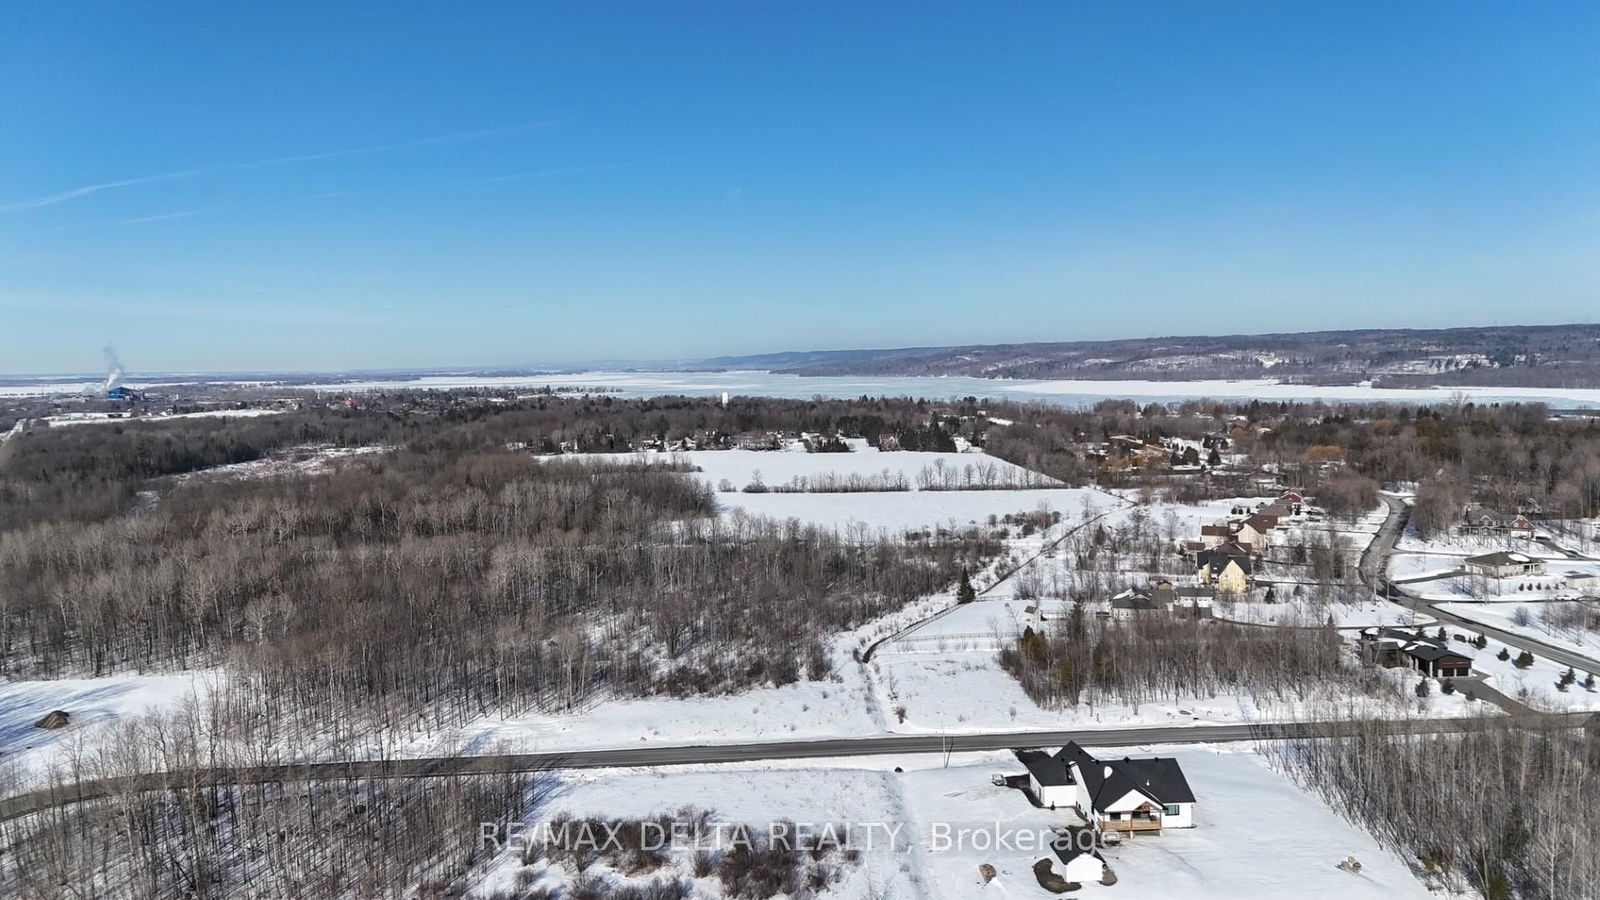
[1059,852,1105,883]
[1162,801,1195,829]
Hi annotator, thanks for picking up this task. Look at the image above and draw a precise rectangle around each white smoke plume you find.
[103,345,125,392]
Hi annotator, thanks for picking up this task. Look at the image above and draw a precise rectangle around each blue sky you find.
[2,2,1598,373]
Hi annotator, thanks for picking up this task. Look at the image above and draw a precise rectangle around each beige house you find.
[1464,551,1546,579]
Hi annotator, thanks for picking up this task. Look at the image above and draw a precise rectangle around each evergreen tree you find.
[1514,650,1535,669]
[1497,647,1511,662]
[1440,678,1457,695]
[1415,677,1431,697]
[957,570,976,604]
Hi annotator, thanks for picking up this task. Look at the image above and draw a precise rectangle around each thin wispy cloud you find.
[0,124,554,215]
[44,163,650,232]
[483,160,651,182]
[114,209,209,226]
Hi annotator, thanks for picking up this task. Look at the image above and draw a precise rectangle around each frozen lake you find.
[7,369,1600,408]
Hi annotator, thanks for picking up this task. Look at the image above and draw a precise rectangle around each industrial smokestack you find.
[103,345,125,392]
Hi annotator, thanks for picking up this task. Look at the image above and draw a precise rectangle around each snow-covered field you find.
[721,489,1084,535]
[406,658,885,758]
[661,441,1057,491]
[0,670,222,787]
[1394,525,1573,558]
[33,408,287,427]
[1213,597,1432,629]
[868,643,1473,736]
[1436,601,1600,662]
[10,370,1600,408]
[558,444,1090,534]
[1423,624,1600,712]
[470,747,1440,899]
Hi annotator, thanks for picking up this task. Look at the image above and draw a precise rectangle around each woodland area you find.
[1267,719,1600,900]
[3,391,1596,898]
[999,604,1392,710]
[1252,402,1600,535]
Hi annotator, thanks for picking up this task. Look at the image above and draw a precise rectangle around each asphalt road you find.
[1361,494,1411,588]
[3,713,1584,824]
[1363,493,1600,673]
[1425,603,1600,673]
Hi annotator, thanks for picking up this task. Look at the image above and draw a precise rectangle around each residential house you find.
[1236,513,1279,549]
[1357,628,1474,678]
[1198,523,1232,549]
[1259,502,1295,521]
[1171,586,1216,616]
[1195,543,1254,593]
[1017,746,1078,810]
[1108,580,1201,618]
[1566,571,1598,595]
[1460,506,1536,539]
[1109,588,1167,618]
[1464,551,1547,579]
[1018,743,1196,833]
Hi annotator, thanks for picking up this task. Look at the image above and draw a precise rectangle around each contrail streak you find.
[0,124,553,215]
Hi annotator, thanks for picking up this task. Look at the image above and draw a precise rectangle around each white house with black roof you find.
[1017,742,1196,833]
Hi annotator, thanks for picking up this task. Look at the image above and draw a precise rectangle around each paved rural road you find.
[1424,603,1600,674]
[2,713,1585,824]
[1361,493,1411,589]
[1363,494,1600,673]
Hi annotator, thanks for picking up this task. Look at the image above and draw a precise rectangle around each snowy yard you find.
[908,748,1440,899]
[1213,596,1433,629]
[465,748,1443,899]
[1436,600,1600,659]
[868,646,1473,736]
[1427,625,1600,712]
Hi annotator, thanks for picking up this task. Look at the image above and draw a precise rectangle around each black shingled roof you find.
[1062,742,1195,809]
[1016,748,1075,787]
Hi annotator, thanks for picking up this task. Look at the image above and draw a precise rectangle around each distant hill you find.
[696,324,1600,388]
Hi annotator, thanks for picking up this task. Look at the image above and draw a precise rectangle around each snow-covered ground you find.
[470,760,926,899]
[169,444,392,482]
[1436,601,1600,664]
[1396,569,1594,603]
[11,370,1600,408]
[720,489,1085,535]
[868,642,1473,736]
[33,408,288,427]
[912,748,1439,899]
[1430,625,1600,712]
[0,670,222,788]
[1394,525,1574,559]
[1213,597,1432,629]
[559,444,1089,535]
[649,441,1057,491]
[469,747,1441,899]
[407,657,884,758]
